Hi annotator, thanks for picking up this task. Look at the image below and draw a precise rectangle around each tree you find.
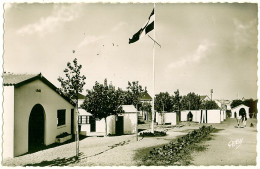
[57,58,86,158]
[82,79,124,136]
[200,100,219,110]
[155,92,173,112]
[58,58,86,101]
[172,89,182,111]
[126,81,146,109]
[230,99,243,108]
[181,92,201,110]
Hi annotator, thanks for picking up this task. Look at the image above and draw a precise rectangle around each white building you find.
[156,112,177,125]
[79,105,138,136]
[180,109,225,123]
[3,73,76,159]
[231,104,250,119]
[215,99,232,111]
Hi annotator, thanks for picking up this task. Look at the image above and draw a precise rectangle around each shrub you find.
[140,131,167,137]
[144,125,214,165]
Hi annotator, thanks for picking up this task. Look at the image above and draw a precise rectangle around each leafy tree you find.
[230,99,243,108]
[155,92,173,112]
[119,89,134,105]
[200,100,219,110]
[81,79,124,135]
[126,81,146,109]
[57,58,86,101]
[181,92,201,110]
[172,89,182,111]
[57,58,86,158]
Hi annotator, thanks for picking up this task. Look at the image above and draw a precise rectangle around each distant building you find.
[3,73,76,159]
[79,105,138,136]
[139,91,152,121]
[156,111,177,125]
[231,104,250,119]
[200,95,211,102]
[180,109,226,123]
[215,99,232,111]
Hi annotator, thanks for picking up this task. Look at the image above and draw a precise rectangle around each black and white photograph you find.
[0,0,259,167]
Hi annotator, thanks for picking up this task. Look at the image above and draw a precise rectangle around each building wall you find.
[123,113,137,134]
[164,112,176,125]
[181,110,221,123]
[3,86,15,159]
[86,115,116,135]
[13,79,74,157]
[231,105,250,118]
[206,110,221,123]
[180,110,201,122]
[156,112,176,125]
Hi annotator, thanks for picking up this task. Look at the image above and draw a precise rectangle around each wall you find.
[123,113,137,134]
[206,110,221,123]
[156,112,163,124]
[14,79,74,157]
[180,110,201,122]
[3,86,15,159]
[231,106,250,118]
[80,124,91,135]
[164,112,176,125]
[94,115,116,135]
[156,112,176,125]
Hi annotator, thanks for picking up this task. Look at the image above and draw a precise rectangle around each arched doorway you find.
[28,104,45,152]
[239,108,246,117]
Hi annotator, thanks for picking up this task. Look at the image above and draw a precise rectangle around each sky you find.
[3,2,258,100]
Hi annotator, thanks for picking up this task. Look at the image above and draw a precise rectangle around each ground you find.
[2,118,257,166]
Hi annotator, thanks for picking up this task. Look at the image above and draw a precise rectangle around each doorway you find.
[116,116,124,135]
[28,104,45,152]
[90,116,96,132]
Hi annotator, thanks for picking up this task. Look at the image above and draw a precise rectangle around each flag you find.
[129,8,154,44]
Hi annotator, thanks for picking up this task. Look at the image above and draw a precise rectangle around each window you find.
[78,116,90,124]
[57,109,66,126]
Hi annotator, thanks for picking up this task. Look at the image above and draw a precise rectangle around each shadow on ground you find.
[24,153,84,166]
[24,139,132,166]
[21,135,87,156]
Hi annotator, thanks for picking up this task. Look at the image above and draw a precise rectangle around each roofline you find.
[231,104,249,110]
[6,73,76,106]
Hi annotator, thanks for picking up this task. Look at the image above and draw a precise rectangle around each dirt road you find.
[191,118,257,166]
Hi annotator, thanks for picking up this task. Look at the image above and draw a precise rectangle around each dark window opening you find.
[57,109,66,126]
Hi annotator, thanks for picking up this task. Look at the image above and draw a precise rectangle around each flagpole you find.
[151,3,155,133]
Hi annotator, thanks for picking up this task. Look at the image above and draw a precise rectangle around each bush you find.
[144,125,214,165]
[140,131,166,137]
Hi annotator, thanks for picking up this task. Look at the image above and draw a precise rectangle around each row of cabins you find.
[2,73,250,159]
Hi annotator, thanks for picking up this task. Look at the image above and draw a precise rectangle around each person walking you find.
[242,114,247,127]
[236,114,242,127]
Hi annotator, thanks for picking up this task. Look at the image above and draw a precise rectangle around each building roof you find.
[3,73,39,86]
[78,108,92,116]
[122,105,138,113]
[3,73,76,106]
[200,95,210,100]
[140,92,152,101]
